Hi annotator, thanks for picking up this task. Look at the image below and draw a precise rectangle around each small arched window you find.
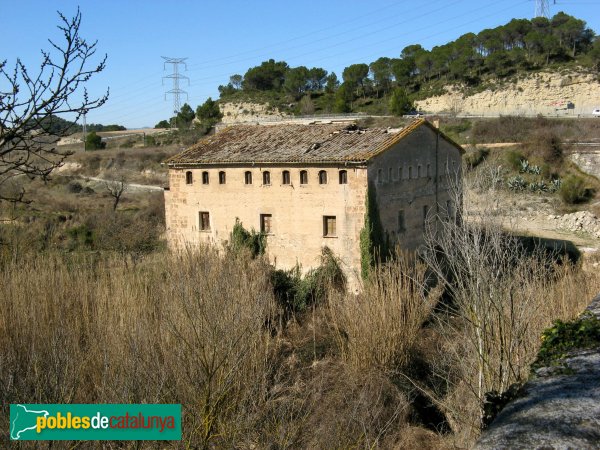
[318,170,327,185]
[417,165,422,178]
[408,166,413,179]
[300,170,308,185]
[388,167,393,182]
[219,171,226,184]
[282,170,290,185]
[202,171,209,184]
[263,171,271,185]
[398,167,403,180]
[185,171,193,185]
[339,170,347,184]
[245,171,252,185]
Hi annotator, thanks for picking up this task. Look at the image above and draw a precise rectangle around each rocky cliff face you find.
[219,102,289,124]
[415,70,600,117]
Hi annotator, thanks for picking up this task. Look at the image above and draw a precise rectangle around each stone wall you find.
[164,164,368,290]
[368,125,463,249]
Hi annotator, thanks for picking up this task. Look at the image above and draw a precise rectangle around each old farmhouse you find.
[164,118,463,288]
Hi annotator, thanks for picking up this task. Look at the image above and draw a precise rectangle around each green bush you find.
[534,312,600,368]
[505,149,525,171]
[464,147,489,170]
[271,247,346,314]
[559,175,589,204]
[229,219,265,258]
[85,131,105,150]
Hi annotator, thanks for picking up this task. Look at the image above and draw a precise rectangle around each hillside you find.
[178,11,600,125]
[415,69,600,116]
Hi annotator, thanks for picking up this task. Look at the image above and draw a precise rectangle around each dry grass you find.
[329,250,440,374]
[0,248,277,448]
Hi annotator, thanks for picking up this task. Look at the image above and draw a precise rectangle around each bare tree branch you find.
[0,8,108,203]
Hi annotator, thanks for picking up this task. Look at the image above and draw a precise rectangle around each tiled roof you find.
[165,118,463,166]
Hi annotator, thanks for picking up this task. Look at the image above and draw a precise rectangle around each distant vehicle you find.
[405,110,425,117]
[593,108,600,117]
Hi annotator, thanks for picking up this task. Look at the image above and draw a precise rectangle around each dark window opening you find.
[282,170,290,184]
[185,171,193,185]
[398,210,406,233]
[339,170,347,184]
[423,205,430,230]
[245,171,253,185]
[199,211,210,231]
[388,167,393,182]
[219,171,226,184]
[263,171,271,185]
[300,170,308,185]
[323,216,337,237]
[318,170,327,184]
[202,171,209,185]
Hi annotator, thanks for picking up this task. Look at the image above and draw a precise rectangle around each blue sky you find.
[1,0,599,128]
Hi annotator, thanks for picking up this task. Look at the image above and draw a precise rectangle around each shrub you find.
[465,148,489,170]
[229,219,265,258]
[85,131,105,150]
[329,250,439,374]
[534,312,600,368]
[505,149,525,171]
[559,175,589,204]
[271,247,346,314]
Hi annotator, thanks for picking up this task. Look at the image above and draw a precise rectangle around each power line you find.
[162,57,189,123]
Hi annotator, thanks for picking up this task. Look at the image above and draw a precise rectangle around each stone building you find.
[164,118,463,288]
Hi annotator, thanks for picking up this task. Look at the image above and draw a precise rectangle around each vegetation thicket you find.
[1,162,599,447]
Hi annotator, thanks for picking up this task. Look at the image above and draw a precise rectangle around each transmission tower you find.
[162,57,189,126]
[535,0,550,18]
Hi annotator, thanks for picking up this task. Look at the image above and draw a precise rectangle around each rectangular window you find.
[199,211,210,231]
[260,214,272,234]
[263,171,271,185]
[398,166,403,180]
[219,171,226,184]
[202,171,209,185]
[417,165,422,178]
[323,216,337,237]
[398,210,406,233]
[388,167,393,182]
[300,170,308,184]
[282,170,290,185]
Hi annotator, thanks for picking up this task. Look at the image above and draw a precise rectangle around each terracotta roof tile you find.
[165,118,462,166]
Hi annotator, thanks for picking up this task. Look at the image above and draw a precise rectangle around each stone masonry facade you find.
[164,120,463,289]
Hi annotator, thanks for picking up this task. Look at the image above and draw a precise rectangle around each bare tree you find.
[0,8,108,203]
[420,165,599,438]
[105,176,127,211]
